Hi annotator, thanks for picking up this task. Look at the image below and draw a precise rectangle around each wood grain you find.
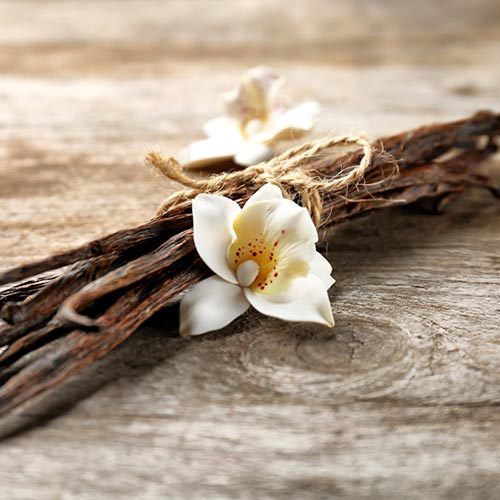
[0,1,499,499]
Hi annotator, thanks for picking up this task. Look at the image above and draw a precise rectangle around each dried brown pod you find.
[0,111,498,418]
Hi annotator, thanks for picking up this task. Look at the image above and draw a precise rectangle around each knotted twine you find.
[147,135,372,227]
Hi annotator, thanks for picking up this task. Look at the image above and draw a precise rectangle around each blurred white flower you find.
[179,66,321,170]
[179,184,335,336]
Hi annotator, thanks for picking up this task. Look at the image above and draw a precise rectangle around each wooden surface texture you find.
[0,1,499,499]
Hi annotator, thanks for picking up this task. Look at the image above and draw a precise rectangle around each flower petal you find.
[179,139,239,170]
[223,66,284,124]
[233,198,318,248]
[245,183,283,207]
[203,117,242,140]
[310,252,335,290]
[254,101,321,144]
[244,274,334,327]
[280,101,321,131]
[264,239,316,294]
[193,193,240,284]
[180,276,250,336]
[234,143,274,166]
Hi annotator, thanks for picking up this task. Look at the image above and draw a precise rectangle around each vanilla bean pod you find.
[0,111,498,417]
[0,320,65,367]
[0,276,55,309]
[0,258,209,416]
[0,315,54,349]
[0,230,200,403]
[0,217,175,287]
[58,229,193,329]
[320,148,498,223]
[0,252,135,349]
[1,253,123,326]
[0,228,192,343]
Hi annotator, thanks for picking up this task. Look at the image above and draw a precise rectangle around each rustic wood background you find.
[1,1,500,499]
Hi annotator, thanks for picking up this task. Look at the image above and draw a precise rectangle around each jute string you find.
[147,135,372,226]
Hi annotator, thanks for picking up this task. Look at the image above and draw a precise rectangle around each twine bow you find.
[147,135,372,226]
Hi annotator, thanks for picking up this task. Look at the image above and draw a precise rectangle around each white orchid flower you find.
[179,184,335,336]
[179,66,321,170]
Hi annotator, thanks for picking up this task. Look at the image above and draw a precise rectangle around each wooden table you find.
[1,1,499,498]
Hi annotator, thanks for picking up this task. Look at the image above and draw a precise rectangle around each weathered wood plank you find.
[0,1,499,499]
[0,0,499,66]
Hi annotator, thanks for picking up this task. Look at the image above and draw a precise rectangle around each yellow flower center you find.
[228,230,284,293]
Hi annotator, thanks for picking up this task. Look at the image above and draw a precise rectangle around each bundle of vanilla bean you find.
[0,111,499,417]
